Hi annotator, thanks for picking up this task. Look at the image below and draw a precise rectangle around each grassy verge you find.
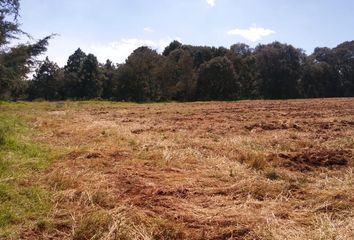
[0,114,56,238]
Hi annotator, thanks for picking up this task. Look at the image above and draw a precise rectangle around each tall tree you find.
[300,46,345,98]
[230,43,253,57]
[0,0,52,99]
[332,41,354,96]
[163,40,182,56]
[114,47,163,102]
[101,59,116,99]
[63,48,86,98]
[157,49,197,101]
[227,43,256,99]
[28,57,63,100]
[197,56,239,100]
[170,50,197,101]
[183,45,222,68]
[80,53,102,99]
[253,42,304,99]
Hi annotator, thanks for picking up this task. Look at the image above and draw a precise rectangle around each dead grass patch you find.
[2,98,354,239]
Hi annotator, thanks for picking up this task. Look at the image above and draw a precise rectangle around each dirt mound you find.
[155,187,189,199]
[65,150,128,161]
[278,149,351,171]
[245,121,300,131]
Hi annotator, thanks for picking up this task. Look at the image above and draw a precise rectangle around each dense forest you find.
[1,0,354,102]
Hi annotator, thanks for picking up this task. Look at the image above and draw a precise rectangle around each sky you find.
[20,0,354,66]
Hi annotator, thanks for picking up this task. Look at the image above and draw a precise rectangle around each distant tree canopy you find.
[1,1,354,102]
[20,40,354,102]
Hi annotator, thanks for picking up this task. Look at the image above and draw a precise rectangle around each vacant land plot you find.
[0,98,354,239]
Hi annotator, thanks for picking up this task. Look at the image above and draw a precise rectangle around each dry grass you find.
[0,98,353,239]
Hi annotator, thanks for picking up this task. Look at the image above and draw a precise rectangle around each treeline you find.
[25,40,354,102]
[1,1,353,102]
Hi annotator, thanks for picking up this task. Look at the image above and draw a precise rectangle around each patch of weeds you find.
[241,140,266,152]
[297,176,309,187]
[250,157,267,171]
[0,184,51,234]
[0,211,17,228]
[0,115,56,237]
[240,152,268,171]
[0,125,8,146]
[151,219,186,240]
[276,143,293,152]
[35,219,54,233]
[128,139,139,150]
[328,136,354,148]
[265,168,281,180]
[91,190,116,208]
[48,172,78,191]
[54,102,65,109]
[73,211,112,240]
[73,100,137,109]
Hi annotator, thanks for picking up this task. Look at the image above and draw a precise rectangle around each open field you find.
[0,98,354,239]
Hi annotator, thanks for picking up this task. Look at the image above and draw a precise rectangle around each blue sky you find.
[20,0,354,66]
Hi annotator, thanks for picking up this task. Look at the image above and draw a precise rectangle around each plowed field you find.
[1,98,354,239]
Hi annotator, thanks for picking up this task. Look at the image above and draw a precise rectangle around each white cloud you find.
[43,36,182,66]
[206,0,216,7]
[227,27,276,42]
[143,27,154,33]
[87,37,181,64]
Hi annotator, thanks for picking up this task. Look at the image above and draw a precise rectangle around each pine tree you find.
[63,48,87,98]
[0,0,52,100]
[80,54,102,99]
[28,57,63,100]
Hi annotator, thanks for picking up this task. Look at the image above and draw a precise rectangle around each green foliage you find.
[227,44,257,99]
[182,45,222,68]
[23,40,354,102]
[114,47,163,102]
[197,56,239,100]
[101,59,116,99]
[162,40,182,56]
[63,48,87,98]
[60,49,104,99]
[253,42,305,99]
[0,0,53,100]
[157,49,197,101]
[300,42,354,98]
[0,0,20,46]
[0,124,8,146]
[80,53,102,98]
[28,57,64,100]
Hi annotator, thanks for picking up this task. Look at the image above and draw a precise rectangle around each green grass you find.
[0,100,175,112]
[0,115,56,237]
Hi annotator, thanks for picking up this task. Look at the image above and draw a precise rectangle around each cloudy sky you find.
[20,0,354,66]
